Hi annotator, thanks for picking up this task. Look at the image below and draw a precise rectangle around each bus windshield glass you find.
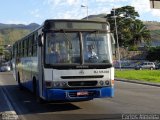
[45,31,111,65]
[82,32,111,63]
[45,32,80,64]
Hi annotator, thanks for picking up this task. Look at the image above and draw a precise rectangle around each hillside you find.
[0,20,160,46]
[144,21,160,30]
[144,21,160,46]
[88,15,160,44]
[0,23,40,31]
[0,23,40,45]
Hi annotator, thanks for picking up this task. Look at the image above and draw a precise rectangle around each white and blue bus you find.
[12,19,115,102]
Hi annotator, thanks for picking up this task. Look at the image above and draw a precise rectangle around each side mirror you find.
[38,34,44,47]
[111,33,116,55]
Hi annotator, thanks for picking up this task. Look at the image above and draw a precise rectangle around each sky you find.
[0,0,160,25]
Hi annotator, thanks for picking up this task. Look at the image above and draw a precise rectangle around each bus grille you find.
[68,91,100,98]
[61,75,103,79]
[68,81,97,87]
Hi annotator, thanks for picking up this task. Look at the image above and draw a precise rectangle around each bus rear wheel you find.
[17,73,23,90]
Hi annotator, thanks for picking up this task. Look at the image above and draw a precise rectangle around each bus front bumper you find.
[45,87,114,101]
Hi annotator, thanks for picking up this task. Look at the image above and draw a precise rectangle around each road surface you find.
[0,72,160,120]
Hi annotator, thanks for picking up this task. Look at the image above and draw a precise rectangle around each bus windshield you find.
[45,31,111,65]
[83,32,111,64]
[45,32,80,64]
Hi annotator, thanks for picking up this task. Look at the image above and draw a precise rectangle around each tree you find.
[0,46,3,55]
[146,47,160,61]
[0,28,30,45]
[130,20,151,48]
[105,6,151,49]
[0,33,4,55]
[0,29,30,61]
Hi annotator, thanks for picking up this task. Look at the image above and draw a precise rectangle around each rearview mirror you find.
[38,34,44,47]
[111,33,116,55]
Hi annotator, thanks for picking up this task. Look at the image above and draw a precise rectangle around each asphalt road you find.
[0,72,160,120]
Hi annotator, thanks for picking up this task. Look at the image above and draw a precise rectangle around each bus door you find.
[38,34,44,98]
[13,44,17,80]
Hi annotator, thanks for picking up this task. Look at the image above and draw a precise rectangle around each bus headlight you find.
[54,82,60,87]
[53,81,68,88]
[61,82,67,87]
[99,80,110,86]
[99,81,104,86]
[105,80,110,85]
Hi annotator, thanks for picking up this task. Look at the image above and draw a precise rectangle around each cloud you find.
[131,0,151,13]
[6,20,32,25]
[44,0,131,20]
[130,0,160,20]
[151,9,160,17]
[45,0,80,6]
[41,0,160,22]
[30,9,42,18]
[54,8,82,19]
[88,6,109,15]
[96,0,128,2]
[67,0,79,6]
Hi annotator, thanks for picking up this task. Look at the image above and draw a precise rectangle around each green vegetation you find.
[146,46,160,62]
[0,29,30,45]
[115,70,160,83]
[0,23,39,46]
[106,6,151,49]
[0,29,30,61]
[0,23,39,61]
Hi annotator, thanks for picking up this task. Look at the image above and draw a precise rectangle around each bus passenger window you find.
[46,43,60,64]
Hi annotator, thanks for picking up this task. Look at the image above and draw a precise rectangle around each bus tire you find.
[17,72,23,90]
[33,78,44,103]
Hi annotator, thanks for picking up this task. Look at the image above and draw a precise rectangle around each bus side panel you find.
[17,56,39,94]
[11,59,16,80]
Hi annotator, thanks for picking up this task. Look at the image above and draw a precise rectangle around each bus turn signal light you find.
[45,81,52,88]
[111,80,114,86]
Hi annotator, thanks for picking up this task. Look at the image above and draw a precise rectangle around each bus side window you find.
[33,34,38,56]
[28,36,32,56]
[22,40,25,57]
[26,39,29,57]
[24,39,28,57]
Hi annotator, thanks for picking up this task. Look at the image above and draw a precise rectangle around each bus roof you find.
[13,19,110,44]
[43,19,108,23]
[42,19,109,31]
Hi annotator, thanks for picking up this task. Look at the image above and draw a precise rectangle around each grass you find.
[115,70,160,83]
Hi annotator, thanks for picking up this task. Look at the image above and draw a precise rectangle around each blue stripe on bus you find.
[22,81,33,91]
[22,80,39,93]
[46,87,114,101]
[20,80,114,101]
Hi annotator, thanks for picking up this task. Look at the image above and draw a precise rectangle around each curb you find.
[1,87,19,120]
[115,78,160,87]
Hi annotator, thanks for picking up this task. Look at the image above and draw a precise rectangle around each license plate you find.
[77,91,88,96]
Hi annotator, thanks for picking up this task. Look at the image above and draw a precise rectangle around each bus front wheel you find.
[33,78,44,103]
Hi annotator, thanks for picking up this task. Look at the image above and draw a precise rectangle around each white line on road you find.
[1,86,19,120]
